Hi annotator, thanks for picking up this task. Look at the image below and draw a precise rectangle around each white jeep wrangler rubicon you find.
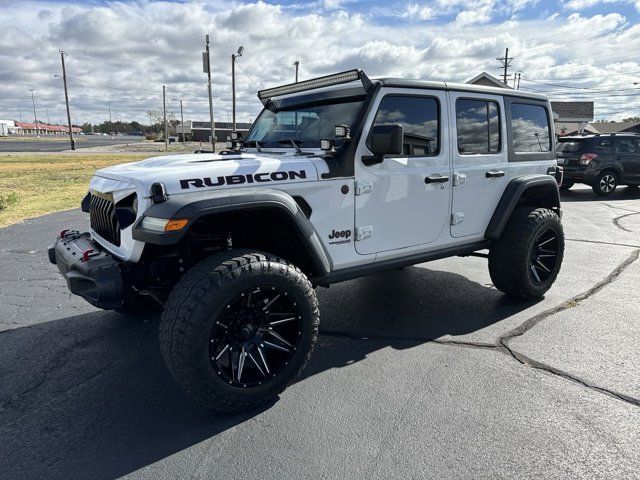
[50,69,564,412]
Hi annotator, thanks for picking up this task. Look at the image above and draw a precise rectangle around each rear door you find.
[615,137,640,183]
[449,93,507,238]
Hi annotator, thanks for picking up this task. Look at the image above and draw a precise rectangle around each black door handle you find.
[425,174,449,184]
[485,170,505,178]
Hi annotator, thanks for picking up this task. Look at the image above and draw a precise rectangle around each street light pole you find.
[60,50,75,150]
[231,46,243,132]
[163,85,168,150]
[294,59,299,83]
[204,34,215,152]
[180,99,185,143]
[29,89,39,137]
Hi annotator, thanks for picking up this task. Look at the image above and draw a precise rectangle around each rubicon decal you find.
[180,170,307,189]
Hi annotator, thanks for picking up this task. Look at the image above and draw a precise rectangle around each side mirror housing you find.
[363,124,403,165]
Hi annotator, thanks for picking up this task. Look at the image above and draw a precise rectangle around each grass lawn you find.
[0,153,150,228]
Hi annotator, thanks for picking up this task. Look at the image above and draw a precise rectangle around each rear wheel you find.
[160,250,319,412]
[593,171,618,196]
[489,207,564,300]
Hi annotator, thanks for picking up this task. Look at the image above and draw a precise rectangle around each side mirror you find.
[363,124,403,165]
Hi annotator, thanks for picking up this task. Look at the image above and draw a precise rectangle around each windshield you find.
[557,140,584,154]
[244,97,365,148]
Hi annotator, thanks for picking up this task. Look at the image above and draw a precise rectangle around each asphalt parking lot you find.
[1,185,639,479]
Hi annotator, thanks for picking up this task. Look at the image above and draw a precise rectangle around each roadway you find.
[0,135,145,152]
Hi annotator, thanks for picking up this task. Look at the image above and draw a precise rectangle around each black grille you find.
[89,193,121,246]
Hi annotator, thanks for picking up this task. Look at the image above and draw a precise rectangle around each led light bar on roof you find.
[257,69,370,101]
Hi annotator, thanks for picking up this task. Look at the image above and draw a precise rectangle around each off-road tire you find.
[593,171,618,196]
[489,207,564,300]
[159,250,319,412]
[559,181,574,191]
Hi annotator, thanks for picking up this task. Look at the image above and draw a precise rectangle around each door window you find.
[510,103,551,153]
[369,95,439,156]
[616,138,639,154]
[456,99,500,155]
[594,138,614,151]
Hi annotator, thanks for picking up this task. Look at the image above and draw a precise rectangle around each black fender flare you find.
[132,188,331,275]
[485,174,561,240]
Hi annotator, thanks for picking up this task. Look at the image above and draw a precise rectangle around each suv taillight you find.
[579,153,597,165]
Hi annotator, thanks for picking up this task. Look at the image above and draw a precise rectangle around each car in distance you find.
[557,133,640,195]
[49,69,564,412]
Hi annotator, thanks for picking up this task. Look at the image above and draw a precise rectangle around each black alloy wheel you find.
[528,228,560,285]
[210,285,302,387]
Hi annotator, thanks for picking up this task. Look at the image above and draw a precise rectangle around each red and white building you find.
[6,121,82,135]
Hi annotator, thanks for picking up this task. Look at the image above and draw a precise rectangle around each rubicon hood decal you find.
[180,170,307,189]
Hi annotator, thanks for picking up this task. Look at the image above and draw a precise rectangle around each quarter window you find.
[456,99,500,155]
[510,103,551,153]
[369,95,439,156]
[616,138,639,154]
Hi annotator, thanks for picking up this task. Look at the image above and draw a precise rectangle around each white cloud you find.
[0,1,638,123]
[401,3,437,20]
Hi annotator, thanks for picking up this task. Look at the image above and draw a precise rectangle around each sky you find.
[1,0,639,126]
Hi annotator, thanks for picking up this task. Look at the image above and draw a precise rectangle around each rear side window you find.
[510,103,551,153]
[616,138,640,153]
[557,141,583,154]
[593,138,614,151]
[456,99,500,154]
[369,95,439,156]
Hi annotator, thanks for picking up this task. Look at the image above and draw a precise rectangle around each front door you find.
[449,93,508,238]
[354,90,451,255]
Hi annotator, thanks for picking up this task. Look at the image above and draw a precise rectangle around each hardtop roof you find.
[377,78,548,101]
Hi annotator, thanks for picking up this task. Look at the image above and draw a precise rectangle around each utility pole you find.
[294,59,299,83]
[179,99,185,143]
[163,85,168,150]
[108,101,112,136]
[59,50,75,149]
[231,46,244,131]
[203,34,215,152]
[517,72,521,90]
[29,89,39,137]
[496,48,514,86]
[148,111,153,133]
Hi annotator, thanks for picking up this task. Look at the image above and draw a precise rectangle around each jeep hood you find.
[91,152,320,196]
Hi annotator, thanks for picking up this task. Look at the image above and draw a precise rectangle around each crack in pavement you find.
[320,248,640,408]
[565,238,640,249]
[612,211,640,233]
[601,202,640,214]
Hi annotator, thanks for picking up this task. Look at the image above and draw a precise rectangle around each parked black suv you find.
[557,133,640,195]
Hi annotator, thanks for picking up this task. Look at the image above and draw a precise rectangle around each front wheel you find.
[593,171,618,196]
[160,250,319,412]
[489,207,564,300]
[559,181,574,191]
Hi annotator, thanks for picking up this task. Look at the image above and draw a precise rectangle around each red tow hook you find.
[60,229,70,238]
[82,249,98,262]
[60,229,79,239]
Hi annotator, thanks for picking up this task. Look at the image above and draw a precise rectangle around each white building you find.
[0,120,15,136]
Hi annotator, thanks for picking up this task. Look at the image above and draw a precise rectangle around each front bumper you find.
[49,231,126,309]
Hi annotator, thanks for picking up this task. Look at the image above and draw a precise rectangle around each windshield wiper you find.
[242,140,262,152]
[277,139,304,154]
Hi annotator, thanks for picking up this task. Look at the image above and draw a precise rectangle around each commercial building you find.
[177,121,253,142]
